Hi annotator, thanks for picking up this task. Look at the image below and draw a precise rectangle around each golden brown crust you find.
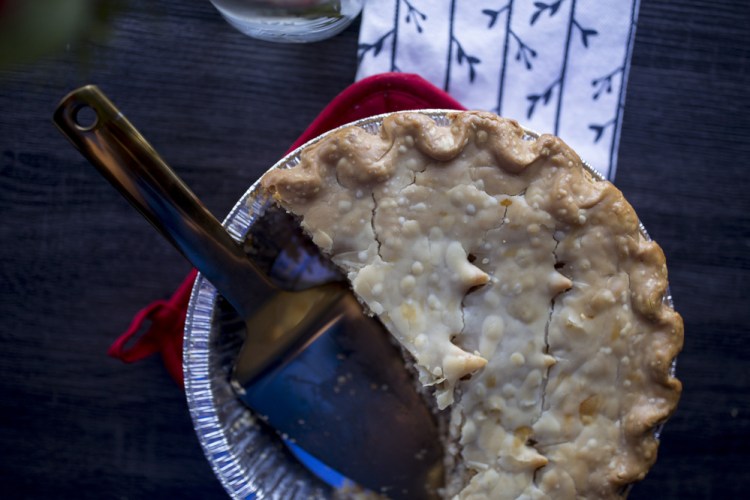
[262,111,683,499]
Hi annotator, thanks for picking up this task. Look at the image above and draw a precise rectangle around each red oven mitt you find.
[108,73,466,387]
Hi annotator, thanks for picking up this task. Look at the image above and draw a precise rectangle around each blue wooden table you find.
[0,0,747,497]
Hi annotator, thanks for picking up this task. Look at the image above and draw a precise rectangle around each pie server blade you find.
[53,85,443,499]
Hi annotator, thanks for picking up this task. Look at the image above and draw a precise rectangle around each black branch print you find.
[509,30,538,70]
[487,1,515,115]
[452,37,482,83]
[357,0,429,70]
[572,19,598,47]
[357,30,395,65]
[591,66,624,100]
[482,6,510,28]
[484,5,536,70]
[526,78,561,119]
[445,0,481,89]
[530,0,563,25]
[403,0,427,33]
[527,0,599,134]
[588,118,616,143]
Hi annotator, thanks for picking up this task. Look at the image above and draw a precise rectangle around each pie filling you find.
[261,111,683,499]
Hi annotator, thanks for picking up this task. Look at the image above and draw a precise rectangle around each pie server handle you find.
[53,85,276,317]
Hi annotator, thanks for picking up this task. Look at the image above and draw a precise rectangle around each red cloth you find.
[109,73,465,386]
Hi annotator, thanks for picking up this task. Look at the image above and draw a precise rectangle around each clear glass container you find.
[208,0,363,43]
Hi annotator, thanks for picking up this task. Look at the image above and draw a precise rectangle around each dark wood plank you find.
[0,0,747,497]
[619,0,750,497]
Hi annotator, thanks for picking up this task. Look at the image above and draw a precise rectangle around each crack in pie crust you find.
[261,111,683,499]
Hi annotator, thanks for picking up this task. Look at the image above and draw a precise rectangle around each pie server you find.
[53,85,443,499]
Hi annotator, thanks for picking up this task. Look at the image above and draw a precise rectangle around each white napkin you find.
[356,0,642,180]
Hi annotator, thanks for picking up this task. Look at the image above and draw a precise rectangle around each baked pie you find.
[261,111,683,499]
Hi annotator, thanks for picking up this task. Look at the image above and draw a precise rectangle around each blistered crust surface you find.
[262,112,683,499]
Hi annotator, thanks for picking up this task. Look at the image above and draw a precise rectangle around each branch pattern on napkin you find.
[356,0,642,180]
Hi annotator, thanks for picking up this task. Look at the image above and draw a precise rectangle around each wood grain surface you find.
[1,0,748,498]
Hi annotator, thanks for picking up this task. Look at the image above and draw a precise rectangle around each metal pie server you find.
[54,85,443,499]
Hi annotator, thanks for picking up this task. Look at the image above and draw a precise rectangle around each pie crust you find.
[261,111,683,499]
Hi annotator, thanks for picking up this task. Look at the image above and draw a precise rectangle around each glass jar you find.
[208,0,363,43]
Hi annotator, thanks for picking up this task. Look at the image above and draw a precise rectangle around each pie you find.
[260,111,683,499]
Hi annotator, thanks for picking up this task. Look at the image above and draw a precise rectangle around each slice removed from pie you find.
[261,111,683,499]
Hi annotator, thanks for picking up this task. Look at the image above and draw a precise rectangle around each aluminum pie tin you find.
[182,110,675,499]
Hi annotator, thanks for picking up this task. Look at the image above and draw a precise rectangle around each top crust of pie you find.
[261,111,683,499]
